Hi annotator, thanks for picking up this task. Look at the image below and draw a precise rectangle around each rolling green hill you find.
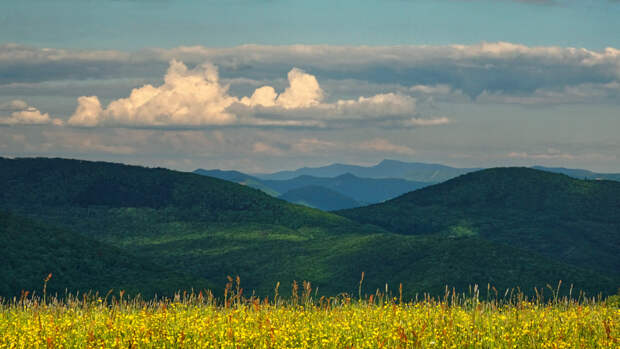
[0,211,214,298]
[337,167,620,278]
[1,158,618,298]
[0,157,358,233]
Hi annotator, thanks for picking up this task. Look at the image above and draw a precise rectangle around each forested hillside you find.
[0,211,214,297]
[337,167,620,277]
[2,158,618,298]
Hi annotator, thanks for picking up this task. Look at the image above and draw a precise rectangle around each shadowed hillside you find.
[337,167,620,277]
[0,211,214,297]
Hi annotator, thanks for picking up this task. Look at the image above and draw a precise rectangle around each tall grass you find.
[1,278,618,348]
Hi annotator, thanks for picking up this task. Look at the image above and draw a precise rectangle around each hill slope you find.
[278,185,361,211]
[0,211,213,297]
[2,158,618,298]
[0,157,358,233]
[337,167,620,277]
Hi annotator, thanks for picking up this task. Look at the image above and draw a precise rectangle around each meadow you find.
[1,280,618,348]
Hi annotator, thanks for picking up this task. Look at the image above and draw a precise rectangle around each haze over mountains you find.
[195,168,430,210]
[252,159,478,182]
[1,157,619,299]
[195,160,620,211]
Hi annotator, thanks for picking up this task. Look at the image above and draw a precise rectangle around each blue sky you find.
[0,0,619,172]
[2,0,619,49]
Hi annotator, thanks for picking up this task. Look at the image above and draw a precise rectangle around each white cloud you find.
[334,93,416,118]
[0,100,63,126]
[270,68,323,109]
[68,60,420,129]
[69,60,238,127]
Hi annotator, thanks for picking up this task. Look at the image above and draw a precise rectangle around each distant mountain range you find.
[252,159,479,182]
[194,168,430,210]
[195,160,620,211]
[2,157,619,298]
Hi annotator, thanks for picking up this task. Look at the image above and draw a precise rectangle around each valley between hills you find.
[1,157,618,299]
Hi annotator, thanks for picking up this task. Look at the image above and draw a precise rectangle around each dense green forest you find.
[1,158,618,299]
[0,212,214,297]
[337,167,620,277]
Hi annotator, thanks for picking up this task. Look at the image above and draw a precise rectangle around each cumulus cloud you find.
[0,100,62,126]
[69,61,237,127]
[68,60,422,129]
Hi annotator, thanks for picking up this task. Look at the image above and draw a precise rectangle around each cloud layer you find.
[2,42,619,103]
[68,60,427,128]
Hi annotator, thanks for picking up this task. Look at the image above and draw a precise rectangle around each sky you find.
[1,0,619,173]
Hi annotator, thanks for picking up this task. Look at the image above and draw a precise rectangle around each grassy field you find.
[1,281,618,348]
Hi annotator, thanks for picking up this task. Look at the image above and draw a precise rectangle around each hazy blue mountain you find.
[253,159,479,182]
[533,166,620,181]
[263,173,430,205]
[195,168,432,206]
[278,185,361,211]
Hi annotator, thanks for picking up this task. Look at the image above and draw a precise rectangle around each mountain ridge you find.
[251,159,479,182]
[194,168,431,210]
